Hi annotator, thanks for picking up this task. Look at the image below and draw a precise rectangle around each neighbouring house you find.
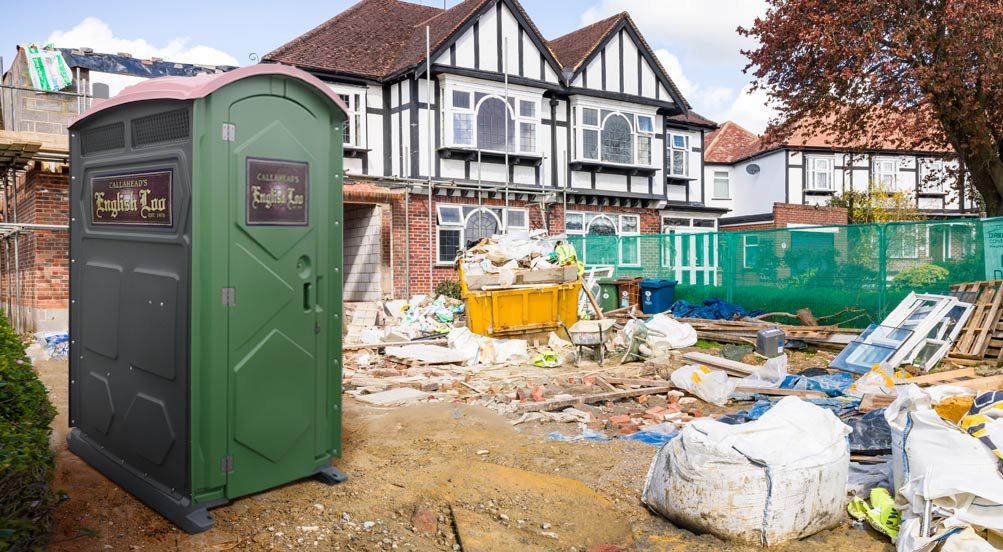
[264,0,727,298]
[0,46,232,332]
[704,120,980,231]
[702,120,981,286]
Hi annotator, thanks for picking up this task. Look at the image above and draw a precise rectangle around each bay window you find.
[577,105,655,166]
[446,86,539,154]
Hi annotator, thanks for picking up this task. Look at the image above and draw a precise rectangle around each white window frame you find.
[743,235,759,269]
[436,205,528,265]
[806,155,835,191]
[565,211,641,267]
[712,170,730,199]
[442,79,542,155]
[330,85,367,148]
[573,100,657,167]
[920,159,947,194]
[888,225,919,259]
[668,133,691,177]
[873,156,899,189]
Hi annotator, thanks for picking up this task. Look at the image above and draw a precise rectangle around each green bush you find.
[892,264,951,291]
[434,279,462,300]
[0,314,57,551]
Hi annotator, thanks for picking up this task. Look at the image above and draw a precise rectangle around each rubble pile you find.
[341,278,1003,550]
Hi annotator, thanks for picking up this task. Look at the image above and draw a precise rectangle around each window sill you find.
[569,160,657,177]
[344,146,371,159]
[666,175,697,182]
[918,191,947,197]
[438,147,543,167]
[805,189,835,195]
[711,196,732,201]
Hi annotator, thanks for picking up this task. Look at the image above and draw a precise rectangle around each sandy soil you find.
[36,357,893,552]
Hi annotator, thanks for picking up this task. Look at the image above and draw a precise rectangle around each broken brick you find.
[618,423,640,435]
[411,505,438,534]
[584,375,597,386]
[637,394,650,405]
[531,386,545,402]
[609,414,631,424]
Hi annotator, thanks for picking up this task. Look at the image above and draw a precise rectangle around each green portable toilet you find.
[66,65,348,533]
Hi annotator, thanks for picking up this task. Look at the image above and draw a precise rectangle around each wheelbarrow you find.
[562,319,618,366]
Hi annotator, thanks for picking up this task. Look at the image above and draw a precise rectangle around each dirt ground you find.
[36,357,893,552]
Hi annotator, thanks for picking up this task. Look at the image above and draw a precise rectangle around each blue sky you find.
[0,0,775,131]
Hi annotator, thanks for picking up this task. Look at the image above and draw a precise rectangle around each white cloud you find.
[582,0,767,69]
[47,17,238,66]
[716,84,778,134]
[655,49,734,113]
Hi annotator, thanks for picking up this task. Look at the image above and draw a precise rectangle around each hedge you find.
[0,313,57,551]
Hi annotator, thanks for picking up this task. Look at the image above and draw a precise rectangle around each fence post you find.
[878,223,887,319]
[725,232,735,303]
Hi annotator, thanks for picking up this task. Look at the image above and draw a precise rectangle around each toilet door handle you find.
[303,282,313,312]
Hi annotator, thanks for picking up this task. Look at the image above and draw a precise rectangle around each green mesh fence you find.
[566,217,1001,327]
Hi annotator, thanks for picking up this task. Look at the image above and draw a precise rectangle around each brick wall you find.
[1,49,82,133]
[773,203,847,226]
[0,164,70,331]
[723,203,848,232]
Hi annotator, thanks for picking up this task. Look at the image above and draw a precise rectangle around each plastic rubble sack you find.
[960,391,1003,475]
[642,397,852,547]
[848,487,900,539]
[670,364,736,406]
[643,314,697,350]
[738,354,788,390]
[447,327,481,366]
[547,428,609,442]
[845,363,898,399]
[532,351,562,368]
[478,337,529,365]
[847,457,894,496]
[885,385,1003,552]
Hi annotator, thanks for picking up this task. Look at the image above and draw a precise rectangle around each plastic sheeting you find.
[642,314,697,350]
[886,385,1003,552]
[668,297,765,320]
[669,365,736,406]
[642,398,851,546]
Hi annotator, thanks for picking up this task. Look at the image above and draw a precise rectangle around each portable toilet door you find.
[67,65,349,534]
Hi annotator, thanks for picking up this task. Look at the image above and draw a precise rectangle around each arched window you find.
[464,208,501,247]
[476,97,514,152]
[587,215,617,236]
[601,114,633,164]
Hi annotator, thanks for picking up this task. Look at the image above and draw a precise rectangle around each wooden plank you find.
[603,377,671,387]
[896,368,977,385]
[950,374,1003,391]
[859,393,897,413]
[681,351,758,376]
[342,338,448,351]
[515,386,675,412]
[966,282,1003,356]
[733,386,828,399]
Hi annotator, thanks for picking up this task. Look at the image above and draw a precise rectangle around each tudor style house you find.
[704,121,980,231]
[264,0,724,299]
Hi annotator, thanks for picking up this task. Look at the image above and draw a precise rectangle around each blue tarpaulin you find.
[669,298,766,320]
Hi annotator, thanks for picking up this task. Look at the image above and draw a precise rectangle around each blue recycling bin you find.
[639,279,678,314]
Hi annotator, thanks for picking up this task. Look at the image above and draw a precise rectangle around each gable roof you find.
[265,0,563,82]
[546,12,690,109]
[668,111,717,129]
[547,14,621,72]
[264,0,442,79]
[705,121,761,163]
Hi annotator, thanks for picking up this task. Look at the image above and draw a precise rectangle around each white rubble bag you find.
[885,385,1003,552]
[642,397,851,547]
